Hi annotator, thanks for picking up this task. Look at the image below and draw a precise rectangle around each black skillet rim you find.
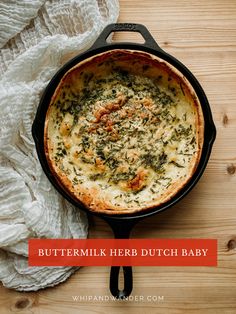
[32,24,216,221]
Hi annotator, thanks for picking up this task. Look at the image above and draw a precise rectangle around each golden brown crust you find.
[44,49,204,215]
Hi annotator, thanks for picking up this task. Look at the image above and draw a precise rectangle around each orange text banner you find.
[28,239,217,266]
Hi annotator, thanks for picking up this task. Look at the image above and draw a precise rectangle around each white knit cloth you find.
[0,0,119,291]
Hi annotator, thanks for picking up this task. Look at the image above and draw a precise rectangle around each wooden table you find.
[1,0,236,313]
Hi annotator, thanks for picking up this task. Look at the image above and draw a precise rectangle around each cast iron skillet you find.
[32,23,216,299]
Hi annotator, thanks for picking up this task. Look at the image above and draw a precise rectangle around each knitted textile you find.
[0,0,119,291]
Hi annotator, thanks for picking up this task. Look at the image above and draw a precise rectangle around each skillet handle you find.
[104,218,139,299]
[110,266,132,299]
[90,23,162,51]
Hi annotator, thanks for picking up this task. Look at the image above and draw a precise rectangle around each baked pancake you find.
[44,50,204,214]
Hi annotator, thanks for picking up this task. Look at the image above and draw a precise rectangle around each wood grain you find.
[1,0,236,313]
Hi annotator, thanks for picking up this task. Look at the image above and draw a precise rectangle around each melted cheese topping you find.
[45,50,204,213]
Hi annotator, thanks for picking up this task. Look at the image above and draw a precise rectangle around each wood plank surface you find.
[0,0,236,313]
